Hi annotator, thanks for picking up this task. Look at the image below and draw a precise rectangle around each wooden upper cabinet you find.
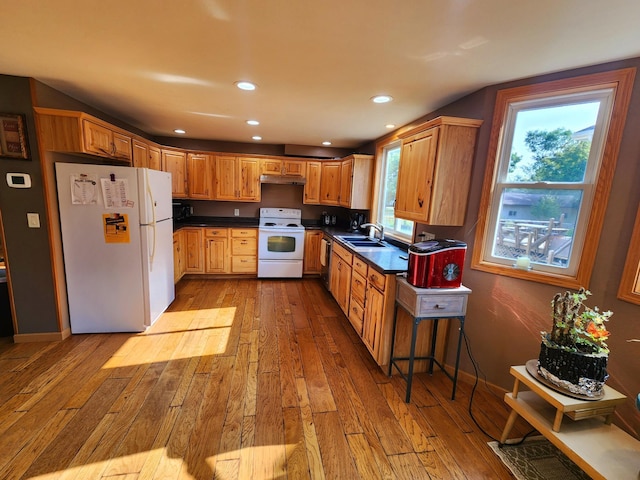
[148,145,162,170]
[132,139,149,168]
[214,156,261,202]
[304,161,322,204]
[396,116,482,225]
[187,153,212,199]
[35,108,132,163]
[162,148,188,198]
[133,140,162,170]
[260,158,305,177]
[339,154,373,209]
[319,161,341,205]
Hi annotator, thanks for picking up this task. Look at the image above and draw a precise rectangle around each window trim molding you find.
[471,68,636,289]
[618,205,640,305]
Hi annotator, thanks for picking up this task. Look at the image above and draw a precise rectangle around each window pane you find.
[378,144,413,239]
[506,102,600,183]
[492,188,583,267]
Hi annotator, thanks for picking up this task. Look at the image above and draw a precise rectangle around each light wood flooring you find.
[0,278,530,479]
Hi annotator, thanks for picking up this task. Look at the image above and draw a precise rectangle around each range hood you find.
[260,174,306,185]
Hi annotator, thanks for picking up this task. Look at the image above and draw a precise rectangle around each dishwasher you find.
[320,235,332,291]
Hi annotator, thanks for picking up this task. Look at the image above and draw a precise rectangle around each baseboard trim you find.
[13,327,71,343]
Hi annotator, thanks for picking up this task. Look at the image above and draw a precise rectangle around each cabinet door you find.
[187,153,212,199]
[260,158,282,175]
[339,158,353,207]
[283,160,305,176]
[173,230,183,283]
[303,230,323,274]
[112,132,132,161]
[83,120,113,156]
[304,161,322,204]
[132,139,149,168]
[238,157,261,201]
[319,161,341,205]
[183,228,204,273]
[330,254,351,315]
[214,156,238,200]
[395,129,439,222]
[206,237,229,273]
[149,145,162,170]
[162,149,188,198]
[363,284,384,358]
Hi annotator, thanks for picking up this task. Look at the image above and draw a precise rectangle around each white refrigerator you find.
[56,162,175,333]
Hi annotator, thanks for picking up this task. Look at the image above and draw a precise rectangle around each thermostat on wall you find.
[6,173,32,188]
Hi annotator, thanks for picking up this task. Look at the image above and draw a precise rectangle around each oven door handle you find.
[259,227,304,235]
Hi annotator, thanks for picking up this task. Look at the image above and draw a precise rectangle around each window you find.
[376,141,413,240]
[472,68,635,288]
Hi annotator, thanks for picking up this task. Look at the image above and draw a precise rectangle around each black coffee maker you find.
[349,212,365,232]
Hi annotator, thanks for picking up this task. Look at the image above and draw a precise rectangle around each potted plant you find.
[538,288,612,398]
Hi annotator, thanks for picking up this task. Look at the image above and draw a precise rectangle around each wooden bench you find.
[500,365,640,480]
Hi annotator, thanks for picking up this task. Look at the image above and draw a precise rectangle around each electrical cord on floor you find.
[462,327,537,447]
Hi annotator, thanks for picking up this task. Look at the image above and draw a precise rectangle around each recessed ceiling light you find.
[371,95,393,104]
[252,135,262,141]
[246,120,260,126]
[174,129,186,134]
[236,81,256,91]
[385,124,396,129]
[322,141,332,146]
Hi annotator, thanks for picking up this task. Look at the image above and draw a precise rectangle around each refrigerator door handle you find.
[145,169,157,267]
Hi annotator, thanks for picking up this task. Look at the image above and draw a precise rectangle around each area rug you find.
[488,436,590,480]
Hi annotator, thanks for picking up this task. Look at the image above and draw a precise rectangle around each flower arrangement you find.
[541,288,612,355]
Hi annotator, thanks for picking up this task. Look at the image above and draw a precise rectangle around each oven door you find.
[258,227,304,260]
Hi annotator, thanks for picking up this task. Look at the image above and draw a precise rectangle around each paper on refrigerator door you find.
[100,178,134,208]
[70,173,99,204]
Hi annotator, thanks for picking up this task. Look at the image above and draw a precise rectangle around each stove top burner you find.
[265,222,276,226]
[287,223,298,227]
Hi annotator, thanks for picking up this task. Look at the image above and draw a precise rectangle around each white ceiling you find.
[1,0,640,149]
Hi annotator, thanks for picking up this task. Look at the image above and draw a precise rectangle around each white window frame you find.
[472,68,635,289]
[373,139,413,242]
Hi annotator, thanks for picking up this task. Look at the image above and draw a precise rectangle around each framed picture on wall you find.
[0,113,29,159]
[618,206,640,305]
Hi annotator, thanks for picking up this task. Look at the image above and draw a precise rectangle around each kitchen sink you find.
[335,234,391,251]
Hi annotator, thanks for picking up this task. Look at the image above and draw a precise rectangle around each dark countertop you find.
[322,228,409,274]
[173,217,410,274]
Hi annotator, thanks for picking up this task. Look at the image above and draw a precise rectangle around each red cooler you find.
[407,239,466,288]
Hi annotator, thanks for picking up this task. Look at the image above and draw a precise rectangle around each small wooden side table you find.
[388,278,471,403]
[500,364,639,480]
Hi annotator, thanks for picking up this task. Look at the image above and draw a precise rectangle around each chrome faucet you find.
[361,223,385,242]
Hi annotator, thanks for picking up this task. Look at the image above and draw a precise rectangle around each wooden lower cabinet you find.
[330,243,353,315]
[173,230,185,283]
[205,228,229,273]
[183,228,204,273]
[230,228,257,274]
[303,230,323,274]
[179,227,257,276]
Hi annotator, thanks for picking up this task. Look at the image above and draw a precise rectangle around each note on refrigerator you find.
[100,178,134,208]
[70,173,99,205]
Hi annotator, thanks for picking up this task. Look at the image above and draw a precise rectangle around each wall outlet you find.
[27,212,40,228]
[234,208,240,217]
[418,231,435,241]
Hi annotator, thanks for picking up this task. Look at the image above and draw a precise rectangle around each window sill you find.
[471,260,584,289]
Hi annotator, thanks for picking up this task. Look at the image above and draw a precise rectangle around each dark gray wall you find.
[0,75,58,334]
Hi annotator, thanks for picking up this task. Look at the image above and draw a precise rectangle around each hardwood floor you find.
[0,278,530,479]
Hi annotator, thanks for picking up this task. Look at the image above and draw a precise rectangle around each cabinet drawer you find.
[232,256,257,273]
[205,228,228,238]
[333,242,353,264]
[232,237,257,255]
[417,295,466,316]
[352,256,368,278]
[368,269,386,292]
[231,228,257,238]
[348,300,364,336]
[351,271,367,306]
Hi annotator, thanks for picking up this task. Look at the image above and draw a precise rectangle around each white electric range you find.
[257,208,305,278]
